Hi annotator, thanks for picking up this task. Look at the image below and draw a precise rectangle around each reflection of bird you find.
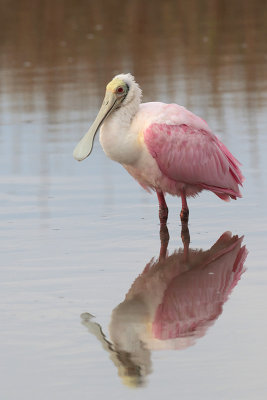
[74,73,244,224]
[81,228,247,387]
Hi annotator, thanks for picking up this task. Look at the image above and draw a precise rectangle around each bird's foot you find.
[159,206,168,225]
[180,208,189,223]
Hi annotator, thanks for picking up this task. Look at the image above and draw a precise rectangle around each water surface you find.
[0,1,267,399]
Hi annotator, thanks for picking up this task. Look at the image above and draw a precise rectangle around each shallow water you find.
[1,1,267,399]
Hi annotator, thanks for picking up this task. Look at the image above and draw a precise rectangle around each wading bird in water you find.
[73,73,244,225]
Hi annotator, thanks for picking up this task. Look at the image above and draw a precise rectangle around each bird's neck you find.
[114,91,141,125]
[100,101,141,165]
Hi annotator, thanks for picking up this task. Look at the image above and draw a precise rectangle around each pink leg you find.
[180,189,189,223]
[156,191,168,225]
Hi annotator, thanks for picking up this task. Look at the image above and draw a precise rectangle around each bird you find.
[73,73,244,225]
[81,228,247,387]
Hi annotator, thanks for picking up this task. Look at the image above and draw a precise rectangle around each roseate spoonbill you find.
[81,229,247,387]
[73,73,244,224]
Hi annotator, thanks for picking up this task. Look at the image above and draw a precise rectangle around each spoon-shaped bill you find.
[73,91,118,161]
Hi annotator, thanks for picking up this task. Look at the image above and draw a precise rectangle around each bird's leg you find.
[180,189,189,223]
[179,189,190,261]
[159,224,170,260]
[157,191,168,226]
[181,220,190,262]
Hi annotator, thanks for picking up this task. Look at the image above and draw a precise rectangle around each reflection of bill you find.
[81,230,247,387]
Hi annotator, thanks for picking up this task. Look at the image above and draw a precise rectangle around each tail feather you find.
[200,183,241,201]
[215,138,245,185]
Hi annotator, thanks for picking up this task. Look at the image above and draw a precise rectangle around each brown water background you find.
[0,1,267,399]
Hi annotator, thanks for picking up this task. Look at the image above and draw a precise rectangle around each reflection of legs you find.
[180,190,190,260]
[159,224,170,260]
[180,189,189,223]
[181,221,190,261]
[157,191,168,225]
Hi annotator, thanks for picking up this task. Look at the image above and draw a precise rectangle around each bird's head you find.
[73,73,142,161]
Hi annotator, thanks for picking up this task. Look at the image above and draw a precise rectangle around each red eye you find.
[117,87,124,94]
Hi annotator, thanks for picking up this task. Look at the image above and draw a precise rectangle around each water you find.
[0,1,267,399]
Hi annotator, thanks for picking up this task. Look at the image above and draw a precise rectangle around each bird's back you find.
[138,102,210,131]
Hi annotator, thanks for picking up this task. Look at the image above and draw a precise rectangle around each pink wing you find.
[144,122,244,199]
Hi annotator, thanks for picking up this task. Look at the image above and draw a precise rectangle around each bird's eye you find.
[116,86,124,94]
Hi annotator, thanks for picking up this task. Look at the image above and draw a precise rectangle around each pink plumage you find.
[74,73,244,224]
[143,103,244,201]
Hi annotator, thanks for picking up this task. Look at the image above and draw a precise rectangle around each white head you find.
[73,73,142,161]
[111,73,142,108]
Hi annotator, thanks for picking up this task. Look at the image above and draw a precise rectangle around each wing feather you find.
[144,123,243,198]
